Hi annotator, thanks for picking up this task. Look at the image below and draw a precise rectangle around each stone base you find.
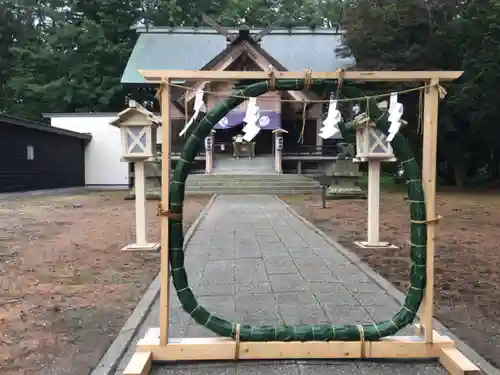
[354,241,398,249]
[121,243,160,252]
[326,186,367,200]
[124,191,161,201]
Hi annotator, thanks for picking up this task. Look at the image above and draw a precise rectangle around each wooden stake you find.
[159,82,171,346]
[421,78,439,343]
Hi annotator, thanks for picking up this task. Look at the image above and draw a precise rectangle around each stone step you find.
[185,179,319,185]
[186,185,320,191]
[187,176,320,182]
[186,174,317,179]
[128,172,365,198]
[184,189,320,195]
[185,185,322,191]
[186,179,319,185]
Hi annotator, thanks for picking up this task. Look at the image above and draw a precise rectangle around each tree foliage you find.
[0,0,499,186]
[341,0,500,186]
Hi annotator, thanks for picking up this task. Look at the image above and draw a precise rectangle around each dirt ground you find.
[0,191,210,375]
[283,190,500,369]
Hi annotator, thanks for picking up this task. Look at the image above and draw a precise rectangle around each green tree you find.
[0,1,39,113]
[7,0,142,119]
[450,0,500,182]
[339,0,498,187]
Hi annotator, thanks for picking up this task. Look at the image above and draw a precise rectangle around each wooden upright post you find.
[421,78,439,343]
[159,82,171,346]
[367,160,381,246]
[134,161,148,246]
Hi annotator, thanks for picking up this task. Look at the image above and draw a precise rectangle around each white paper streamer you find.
[387,93,403,142]
[179,89,207,137]
[242,98,261,142]
[319,99,342,139]
[243,97,258,124]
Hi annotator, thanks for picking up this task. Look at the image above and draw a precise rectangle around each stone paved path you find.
[115,195,446,375]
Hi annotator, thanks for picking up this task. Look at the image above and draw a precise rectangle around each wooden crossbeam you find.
[139,70,463,82]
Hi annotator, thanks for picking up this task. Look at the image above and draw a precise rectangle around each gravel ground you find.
[0,191,210,375]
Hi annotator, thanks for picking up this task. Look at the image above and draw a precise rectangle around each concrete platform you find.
[103,195,495,375]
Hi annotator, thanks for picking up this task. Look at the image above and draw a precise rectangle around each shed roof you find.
[121,27,355,84]
[1,114,92,140]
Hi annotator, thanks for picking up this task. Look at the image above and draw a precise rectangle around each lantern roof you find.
[109,100,161,127]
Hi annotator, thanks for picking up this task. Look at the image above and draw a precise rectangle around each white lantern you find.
[347,111,395,162]
[354,123,396,162]
[110,100,161,161]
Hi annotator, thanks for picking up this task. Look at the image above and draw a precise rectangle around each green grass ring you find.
[167,79,426,341]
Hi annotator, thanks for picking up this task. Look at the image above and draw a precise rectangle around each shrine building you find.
[121,24,355,175]
[44,24,355,189]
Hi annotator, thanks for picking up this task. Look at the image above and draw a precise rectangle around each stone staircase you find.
[126,156,322,199]
[184,173,322,195]
[213,156,275,175]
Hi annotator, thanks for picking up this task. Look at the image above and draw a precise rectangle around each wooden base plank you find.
[136,329,455,361]
[123,351,152,375]
[439,348,481,375]
[123,328,482,375]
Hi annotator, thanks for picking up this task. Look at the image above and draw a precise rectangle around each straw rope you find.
[234,323,241,359]
[357,325,365,358]
[163,80,446,103]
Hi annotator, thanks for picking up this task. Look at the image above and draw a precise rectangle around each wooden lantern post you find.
[352,108,399,248]
[110,100,161,252]
[121,70,480,375]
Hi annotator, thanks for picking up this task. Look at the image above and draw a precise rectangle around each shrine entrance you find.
[213,124,274,157]
[211,125,276,174]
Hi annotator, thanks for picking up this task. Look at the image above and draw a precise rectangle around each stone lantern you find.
[109,100,161,252]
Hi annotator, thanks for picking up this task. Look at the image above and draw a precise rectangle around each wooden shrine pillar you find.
[159,82,171,346]
[421,78,440,343]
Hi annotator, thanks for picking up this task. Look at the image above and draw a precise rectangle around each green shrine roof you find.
[121,26,355,84]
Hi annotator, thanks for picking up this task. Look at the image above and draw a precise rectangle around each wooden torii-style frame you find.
[123,69,480,375]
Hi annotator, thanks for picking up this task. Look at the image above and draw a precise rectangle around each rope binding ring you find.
[156,203,182,221]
